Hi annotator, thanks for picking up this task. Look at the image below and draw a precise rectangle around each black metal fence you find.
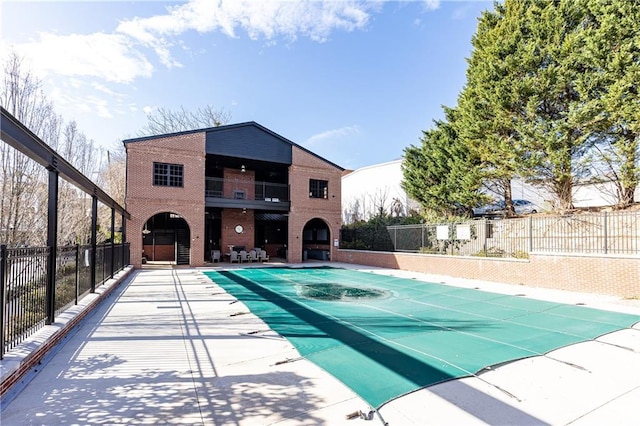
[341,210,640,258]
[1,242,130,358]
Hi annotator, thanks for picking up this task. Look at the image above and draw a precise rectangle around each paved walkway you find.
[1,264,639,425]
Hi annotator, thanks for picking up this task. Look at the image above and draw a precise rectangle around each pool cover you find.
[204,267,640,408]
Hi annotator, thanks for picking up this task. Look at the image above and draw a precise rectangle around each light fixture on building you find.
[142,222,151,235]
[240,164,246,173]
[242,208,247,214]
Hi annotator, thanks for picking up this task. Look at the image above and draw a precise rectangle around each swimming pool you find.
[204,267,640,409]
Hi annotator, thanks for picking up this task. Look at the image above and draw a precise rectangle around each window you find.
[309,179,328,199]
[153,162,183,187]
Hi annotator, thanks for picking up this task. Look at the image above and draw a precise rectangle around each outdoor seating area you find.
[217,247,270,264]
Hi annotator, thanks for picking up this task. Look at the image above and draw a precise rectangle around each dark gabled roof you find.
[123,121,344,171]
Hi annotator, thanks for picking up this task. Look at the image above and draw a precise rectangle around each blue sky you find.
[1,0,491,170]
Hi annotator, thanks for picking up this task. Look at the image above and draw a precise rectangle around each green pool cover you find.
[203,267,640,408]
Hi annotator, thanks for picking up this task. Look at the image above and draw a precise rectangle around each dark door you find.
[176,228,190,265]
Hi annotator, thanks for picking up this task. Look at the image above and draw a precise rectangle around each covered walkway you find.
[1,264,639,425]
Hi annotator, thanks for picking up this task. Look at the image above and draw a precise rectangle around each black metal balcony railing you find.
[205,177,290,202]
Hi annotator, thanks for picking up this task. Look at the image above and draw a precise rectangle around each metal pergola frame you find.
[1,106,130,324]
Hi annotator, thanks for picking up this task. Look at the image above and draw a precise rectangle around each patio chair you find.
[260,250,269,262]
[229,251,240,263]
[239,250,250,263]
[211,250,221,263]
[249,250,260,262]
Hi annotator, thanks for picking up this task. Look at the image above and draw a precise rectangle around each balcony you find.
[205,177,290,211]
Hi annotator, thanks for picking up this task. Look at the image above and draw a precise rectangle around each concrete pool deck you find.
[1,262,639,425]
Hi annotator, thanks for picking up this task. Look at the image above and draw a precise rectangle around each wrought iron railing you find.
[205,177,289,201]
[341,211,640,258]
[1,242,130,359]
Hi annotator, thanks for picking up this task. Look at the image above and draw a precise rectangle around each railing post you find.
[45,167,59,324]
[393,227,397,251]
[75,244,80,305]
[90,195,98,292]
[121,211,127,269]
[603,211,608,254]
[1,244,7,359]
[483,219,488,255]
[110,208,115,278]
[450,224,454,256]
[528,216,533,253]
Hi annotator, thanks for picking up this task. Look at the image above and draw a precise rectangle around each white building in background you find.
[341,159,419,224]
[483,179,552,210]
[342,160,637,224]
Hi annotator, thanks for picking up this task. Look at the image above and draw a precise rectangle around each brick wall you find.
[125,132,345,266]
[288,147,342,262]
[125,132,206,267]
[142,244,174,262]
[223,167,255,199]
[221,208,256,253]
[334,249,640,298]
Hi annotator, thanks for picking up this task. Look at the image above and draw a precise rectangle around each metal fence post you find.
[392,226,396,251]
[90,195,97,292]
[528,216,533,253]
[110,208,115,278]
[450,224,454,256]
[45,167,59,325]
[1,244,6,359]
[603,211,608,254]
[75,244,80,305]
[121,211,127,268]
[483,220,488,255]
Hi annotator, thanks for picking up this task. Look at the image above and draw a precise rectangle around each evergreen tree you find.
[457,1,530,215]
[402,107,485,217]
[577,0,640,207]
[458,0,596,211]
[515,0,594,210]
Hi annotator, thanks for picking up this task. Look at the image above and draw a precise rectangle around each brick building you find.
[124,122,343,267]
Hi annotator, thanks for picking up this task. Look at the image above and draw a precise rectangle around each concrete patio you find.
[1,263,639,425]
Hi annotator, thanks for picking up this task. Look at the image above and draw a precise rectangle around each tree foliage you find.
[405,0,639,214]
[138,105,232,136]
[457,1,530,215]
[576,0,640,207]
[1,52,59,245]
[402,107,485,217]
[1,51,113,246]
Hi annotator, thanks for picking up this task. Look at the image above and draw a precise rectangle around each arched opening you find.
[302,218,331,261]
[142,212,191,265]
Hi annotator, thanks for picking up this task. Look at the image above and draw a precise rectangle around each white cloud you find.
[2,0,441,137]
[2,0,383,96]
[17,32,153,84]
[306,125,360,147]
[117,0,378,49]
[421,0,440,12]
[90,82,125,98]
[4,0,438,87]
